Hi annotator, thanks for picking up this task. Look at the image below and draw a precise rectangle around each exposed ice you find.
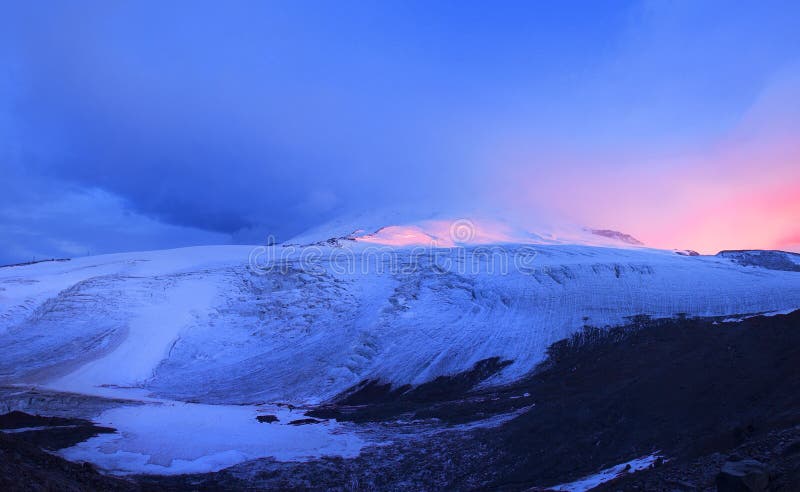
[57,400,364,475]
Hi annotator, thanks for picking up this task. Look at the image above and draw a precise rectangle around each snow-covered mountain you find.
[2,216,800,406]
[3,214,800,477]
[285,209,648,248]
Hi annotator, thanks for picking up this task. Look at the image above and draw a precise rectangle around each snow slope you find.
[2,239,800,405]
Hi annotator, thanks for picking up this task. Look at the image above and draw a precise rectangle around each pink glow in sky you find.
[484,72,800,254]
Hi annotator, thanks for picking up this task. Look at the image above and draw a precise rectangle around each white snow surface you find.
[2,236,799,476]
[57,400,364,475]
[547,454,662,491]
[1,242,800,405]
[286,209,643,248]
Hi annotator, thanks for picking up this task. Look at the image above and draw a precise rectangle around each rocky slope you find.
[6,310,800,490]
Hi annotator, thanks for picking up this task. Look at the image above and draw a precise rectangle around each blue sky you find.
[2,1,799,263]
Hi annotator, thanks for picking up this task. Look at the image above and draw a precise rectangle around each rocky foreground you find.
[3,310,800,491]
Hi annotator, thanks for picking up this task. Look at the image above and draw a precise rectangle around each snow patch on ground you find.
[548,454,662,491]
[58,401,365,475]
[720,307,798,324]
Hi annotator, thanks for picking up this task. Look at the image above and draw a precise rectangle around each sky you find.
[1,0,799,263]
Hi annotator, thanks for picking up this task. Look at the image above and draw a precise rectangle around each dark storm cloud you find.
[2,0,632,264]
[2,1,495,249]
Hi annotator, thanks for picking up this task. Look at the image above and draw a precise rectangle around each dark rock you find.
[781,440,800,457]
[716,250,800,272]
[716,459,768,491]
[0,258,71,269]
[0,411,115,450]
[0,432,135,491]
[0,411,83,430]
[256,414,278,424]
[310,357,513,423]
[588,228,644,245]
[677,480,697,489]
[288,418,323,426]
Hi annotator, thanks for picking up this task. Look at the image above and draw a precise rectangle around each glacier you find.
[2,241,799,406]
[2,222,800,477]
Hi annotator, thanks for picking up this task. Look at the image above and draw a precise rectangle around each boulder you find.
[716,459,768,491]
